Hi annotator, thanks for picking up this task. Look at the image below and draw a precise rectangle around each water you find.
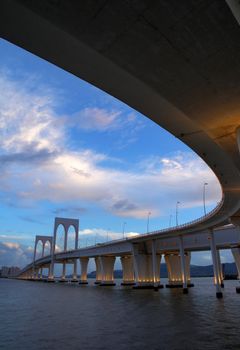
[1,278,240,350]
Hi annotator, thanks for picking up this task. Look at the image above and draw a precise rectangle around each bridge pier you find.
[94,257,102,284]
[99,256,116,286]
[31,267,36,280]
[179,236,188,294]
[216,250,224,288]
[151,240,163,290]
[165,252,192,290]
[34,268,40,281]
[79,257,89,284]
[120,256,135,285]
[210,230,223,298]
[48,263,55,282]
[231,248,240,293]
[132,243,162,289]
[71,260,78,282]
[231,248,240,279]
[59,262,67,282]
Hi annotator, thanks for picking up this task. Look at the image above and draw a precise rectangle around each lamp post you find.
[169,214,172,228]
[203,182,208,216]
[107,228,110,242]
[122,222,126,239]
[147,212,151,233]
[176,201,180,226]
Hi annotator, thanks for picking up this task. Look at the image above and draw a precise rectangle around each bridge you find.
[17,217,240,298]
[1,1,240,298]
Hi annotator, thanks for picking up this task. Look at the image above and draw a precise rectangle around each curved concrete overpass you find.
[0,0,240,233]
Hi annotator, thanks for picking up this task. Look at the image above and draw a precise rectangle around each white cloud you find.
[0,241,33,267]
[0,73,222,220]
[71,107,142,134]
[79,228,139,243]
[72,107,122,131]
[0,74,63,155]
[0,234,33,240]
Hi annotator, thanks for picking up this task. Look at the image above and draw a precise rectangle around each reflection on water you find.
[1,278,240,350]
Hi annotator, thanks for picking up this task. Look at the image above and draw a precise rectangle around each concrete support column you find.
[216,250,224,287]
[33,268,36,280]
[94,257,103,284]
[132,244,161,289]
[231,248,240,278]
[79,257,89,284]
[32,238,38,279]
[209,230,223,298]
[64,227,68,252]
[231,248,240,293]
[165,253,191,288]
[151,240,162,290]
[59,227,68,283]
[31,267,36,279]
[179,236,188,294]
[120,256,135,285]
[61,262,66,282]
[99,256,116,286]
[33,239,37,263]
[132,244,139,283]
[49,261,54,281]
[35,267,40,280]
[42,244,45,258]
[71,260,78,282]
[49,228,57,281]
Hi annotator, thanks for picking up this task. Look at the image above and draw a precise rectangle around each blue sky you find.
[0,38,232,269]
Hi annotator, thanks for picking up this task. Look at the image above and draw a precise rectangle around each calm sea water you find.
[1,278,240,350]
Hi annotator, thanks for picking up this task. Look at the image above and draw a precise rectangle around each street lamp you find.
[203,182,208,216]
[107,228,110,242]
[122,222,126,239]
[147,212,151,233]
[176,201,180,226]
[169,214,172,228]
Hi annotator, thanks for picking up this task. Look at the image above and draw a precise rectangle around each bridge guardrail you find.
[18,196,224,275]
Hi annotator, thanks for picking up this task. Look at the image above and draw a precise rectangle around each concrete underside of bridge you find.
[1,0,240,234]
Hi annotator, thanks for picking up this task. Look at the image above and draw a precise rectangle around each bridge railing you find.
[52,197,225,255]
[18,196,224,275]
[136,196,225,239]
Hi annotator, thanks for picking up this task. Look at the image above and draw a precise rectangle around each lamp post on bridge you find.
[203,182,208,216]
[147,211,151,233]
[169,214,172,228]
[176,201,180,226]
[122,222,126,239]
[107,228,110,242]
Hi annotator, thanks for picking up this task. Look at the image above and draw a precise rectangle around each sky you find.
[0,38,233,269]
